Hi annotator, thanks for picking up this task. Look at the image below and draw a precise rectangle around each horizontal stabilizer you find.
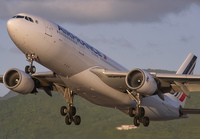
[180,108,200,115]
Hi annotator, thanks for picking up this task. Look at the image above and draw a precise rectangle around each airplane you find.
[1,13,200,127]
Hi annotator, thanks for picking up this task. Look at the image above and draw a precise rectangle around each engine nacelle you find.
[3,68,35,94]
[125,68,157,96]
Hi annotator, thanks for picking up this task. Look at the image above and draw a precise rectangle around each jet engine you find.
[125,68,157,96]
[3,68,35,94]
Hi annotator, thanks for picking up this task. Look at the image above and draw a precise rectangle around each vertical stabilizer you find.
[176,53,197,75]
[174,53,197,107]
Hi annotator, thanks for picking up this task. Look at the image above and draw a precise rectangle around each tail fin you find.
[176,53,197,75]
[175,53,197,107]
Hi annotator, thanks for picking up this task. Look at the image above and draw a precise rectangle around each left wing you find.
[91,53,200,98]
[31,71,65,87]
[31,72,65,96]
[90,68,127,92]
[91,68,200,93]
[151,73,200,97]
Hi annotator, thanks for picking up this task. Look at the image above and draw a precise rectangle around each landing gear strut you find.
[127,90,150,127]
[55,84,81,125]
[25,53,37,74]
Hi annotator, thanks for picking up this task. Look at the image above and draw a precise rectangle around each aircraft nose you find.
[6,18,27,52]
[7,18,17,38]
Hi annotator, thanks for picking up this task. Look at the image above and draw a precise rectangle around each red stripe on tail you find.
[179,93,186,102]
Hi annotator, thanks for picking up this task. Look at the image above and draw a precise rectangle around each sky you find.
[0,0,200,96]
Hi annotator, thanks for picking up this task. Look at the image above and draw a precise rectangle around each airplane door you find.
[43,20,53,37]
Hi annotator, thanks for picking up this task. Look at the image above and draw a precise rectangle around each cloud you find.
[1,0,200,24]
[80,34,134,49]
[180,35,195,43]
[9,47,22,54]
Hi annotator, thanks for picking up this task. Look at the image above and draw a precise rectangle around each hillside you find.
[0,91,18,101]
[0,91,200,139]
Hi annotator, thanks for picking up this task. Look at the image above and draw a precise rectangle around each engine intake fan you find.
[125,68,157,96]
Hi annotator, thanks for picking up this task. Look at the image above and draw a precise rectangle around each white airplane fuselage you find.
[7,13,182,121]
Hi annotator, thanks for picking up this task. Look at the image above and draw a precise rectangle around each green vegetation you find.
[0,92,200,139]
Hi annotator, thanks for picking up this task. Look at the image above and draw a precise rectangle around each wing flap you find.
[171,84,200,93]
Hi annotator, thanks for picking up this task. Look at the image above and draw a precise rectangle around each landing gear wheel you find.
[143,117,150,127]
[25,65,36,74]
[25,66,30,74]
[138,107,145,118]
[59,88,81,125]
[60,106,67,116]
[129,107,135,117]
[74,115,81,125]
[25,53,37,74]
[134,117,140,127]
[69,106,76,116]
[65,115,72,125]
[30,66,36,74]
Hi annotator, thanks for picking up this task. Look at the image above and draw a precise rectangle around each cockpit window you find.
[25,16,28,21]
[24,16,34,23]
[16,15,24,18]
[12,15,35,23]
[28,17,34,22]
[25,16,34,23]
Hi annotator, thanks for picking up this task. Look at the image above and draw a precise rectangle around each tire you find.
[25,66,30,74]
[74,115,81,125]
[65,115,72,125]
[30,66,36,74]
[129,107,135,117]
[133,117,140,127]
[69,106,76,116]
[143,117,150,127]
[139,107,145,118]
[60,106,67,116]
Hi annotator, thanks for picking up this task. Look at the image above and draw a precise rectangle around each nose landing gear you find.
[25,53,37,74]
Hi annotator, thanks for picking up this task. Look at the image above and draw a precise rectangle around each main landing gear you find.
[127,90,150,127]
[25,53,37,74]
[60,105,81,125]
[55,85,81,126]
